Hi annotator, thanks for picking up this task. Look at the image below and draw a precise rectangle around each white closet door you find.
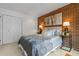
[0,15,2,45]
[3,15,22,44]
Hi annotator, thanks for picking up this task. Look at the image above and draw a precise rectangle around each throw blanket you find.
[18,35,62,56]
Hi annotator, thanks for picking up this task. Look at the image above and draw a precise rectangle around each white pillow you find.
[42,30,53,37]
[42,29,61,37]
[46,31,53,37]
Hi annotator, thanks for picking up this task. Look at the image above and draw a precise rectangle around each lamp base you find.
[63,28,69,36]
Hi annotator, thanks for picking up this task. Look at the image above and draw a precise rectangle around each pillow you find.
[46,31,53,37]
[52,29,56,36]
[53,29,61,36]
[42,28,62,37]
[42,30,53,37]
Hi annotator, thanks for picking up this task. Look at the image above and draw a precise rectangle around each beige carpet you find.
[0,42,79,56]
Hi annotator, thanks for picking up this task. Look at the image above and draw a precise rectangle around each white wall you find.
[22,16,37,36]
[0,8,37,36]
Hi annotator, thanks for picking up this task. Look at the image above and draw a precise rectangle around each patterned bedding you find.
[18,34,62,56]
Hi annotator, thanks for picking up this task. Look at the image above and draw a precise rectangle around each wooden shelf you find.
[45,25,62,27]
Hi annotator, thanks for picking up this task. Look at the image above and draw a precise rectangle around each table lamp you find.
[63,22,70,35]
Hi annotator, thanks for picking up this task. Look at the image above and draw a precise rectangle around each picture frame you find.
[44,12,62,26]
[53,13,62,25]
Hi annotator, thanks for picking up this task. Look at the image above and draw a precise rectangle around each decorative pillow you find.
[53,29,61,36]
[46,31,53,37]
[42,30,53,37]
[42,28,62,37]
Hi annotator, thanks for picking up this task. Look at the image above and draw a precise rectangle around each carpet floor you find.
[0,42,78,56]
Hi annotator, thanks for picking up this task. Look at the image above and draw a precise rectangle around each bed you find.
[18,27,62,56]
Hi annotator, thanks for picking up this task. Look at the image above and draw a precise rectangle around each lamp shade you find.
[63,22,70,26]
[39,25,42,28]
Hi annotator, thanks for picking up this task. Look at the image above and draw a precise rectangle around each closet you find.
[0,15,2,45]
[0,15,22,45]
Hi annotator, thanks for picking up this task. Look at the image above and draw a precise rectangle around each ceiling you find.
[0,3,69,18]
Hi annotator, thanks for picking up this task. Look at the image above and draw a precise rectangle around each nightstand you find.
[61,34,72,52]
